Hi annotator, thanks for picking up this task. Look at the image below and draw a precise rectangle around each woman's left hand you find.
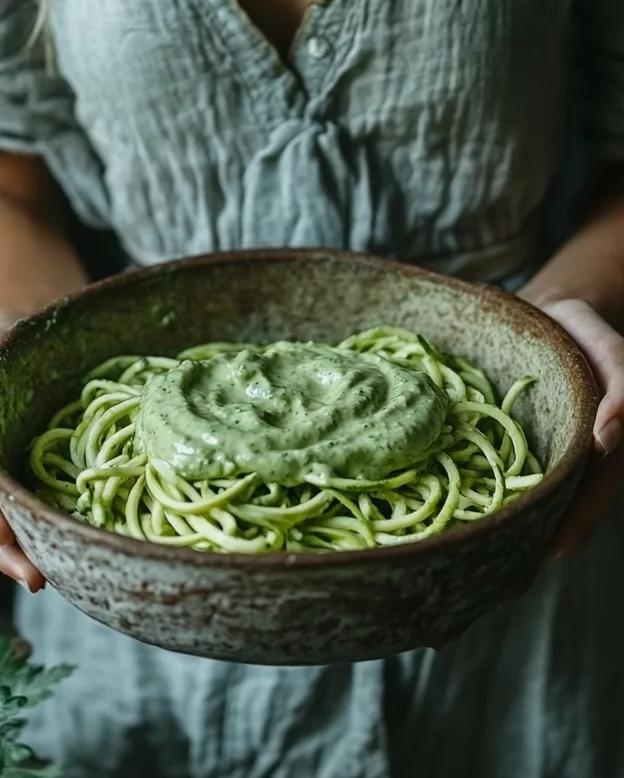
[523,296,624,559]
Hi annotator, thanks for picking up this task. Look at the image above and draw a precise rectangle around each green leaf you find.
[3,765,64,778]
[0,688,28,726]
[3,739,35,765]
[0,635,74,777]
[0,637,73,708]
[10,665,75,709]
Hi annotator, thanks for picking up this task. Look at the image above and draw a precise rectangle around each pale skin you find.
[1,0,624,593]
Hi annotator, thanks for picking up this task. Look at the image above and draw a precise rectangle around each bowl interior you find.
[0,252,593,498]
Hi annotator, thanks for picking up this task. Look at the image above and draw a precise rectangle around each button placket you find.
[291,3,336,98]
[307,36,331,60]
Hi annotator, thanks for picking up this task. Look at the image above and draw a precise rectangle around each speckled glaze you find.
[0,251,599,665]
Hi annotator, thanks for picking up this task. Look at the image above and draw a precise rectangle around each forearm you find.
[0,153,86,328]
[519,161,624,463]
[0,153,68,227]
[520,164,624,332]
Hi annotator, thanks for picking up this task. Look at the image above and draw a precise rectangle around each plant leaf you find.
[0,637,74,708]
[0,635,73,777]
[3,765,65,778]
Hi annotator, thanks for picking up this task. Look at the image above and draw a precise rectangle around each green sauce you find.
[135,342,449,485]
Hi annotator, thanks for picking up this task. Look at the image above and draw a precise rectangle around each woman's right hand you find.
[0,521,46,592]
[0,153,88,591]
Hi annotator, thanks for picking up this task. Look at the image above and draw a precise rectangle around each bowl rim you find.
[0,248,600,569]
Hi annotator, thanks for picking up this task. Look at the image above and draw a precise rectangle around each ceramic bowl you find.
[0,250,599,664]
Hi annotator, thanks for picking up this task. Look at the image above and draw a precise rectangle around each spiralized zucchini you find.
[29,327,543,552]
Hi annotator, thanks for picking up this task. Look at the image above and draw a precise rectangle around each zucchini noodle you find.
[28,327,543,552]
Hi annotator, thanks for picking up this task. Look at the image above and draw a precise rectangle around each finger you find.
[0,512,46,591]
[544,299,624,454]
[0,512,15,545]
[585,332,624,454]
[547,444,624,559]
[0,543,46,592]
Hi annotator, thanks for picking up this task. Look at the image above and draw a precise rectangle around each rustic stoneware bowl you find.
[0,251,598,665]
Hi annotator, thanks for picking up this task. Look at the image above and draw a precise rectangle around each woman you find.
[1,2,624,776]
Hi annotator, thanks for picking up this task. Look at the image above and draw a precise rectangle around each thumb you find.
[544,299,624,455]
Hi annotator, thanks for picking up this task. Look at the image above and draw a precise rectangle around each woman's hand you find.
[517,164,624,562]
[523,297,624,559]
[0,155,87,591]
[0,524,46,592]
[0,205,85,590]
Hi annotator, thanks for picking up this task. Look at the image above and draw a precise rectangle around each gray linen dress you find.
[2,2,624,776]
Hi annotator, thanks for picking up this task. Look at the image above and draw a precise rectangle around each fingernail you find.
[596,417,624,458]
[0,545,41,591]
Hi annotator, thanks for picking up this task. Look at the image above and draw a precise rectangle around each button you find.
[307,36,330,59]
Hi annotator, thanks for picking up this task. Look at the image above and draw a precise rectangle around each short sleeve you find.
[0,0,74,153]
[0,2,110,227]
[576,0,624,160]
